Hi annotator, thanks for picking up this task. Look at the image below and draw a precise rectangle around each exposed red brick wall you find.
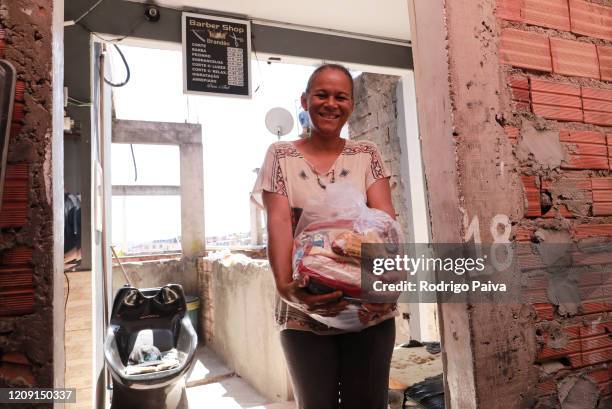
[497,0,611,406]
[0,0,55,389]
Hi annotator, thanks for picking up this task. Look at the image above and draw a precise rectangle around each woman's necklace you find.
[300,136,344,189]
[315,169,335,189]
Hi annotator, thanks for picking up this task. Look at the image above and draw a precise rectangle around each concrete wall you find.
[111,258,198,296]
[348,72,426,344]
[349,73,410,236]
[198,257,293,402]
[410,0,611,407]
[0,0,63,390]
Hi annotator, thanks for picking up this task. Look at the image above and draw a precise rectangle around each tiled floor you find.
[64,270,93,409]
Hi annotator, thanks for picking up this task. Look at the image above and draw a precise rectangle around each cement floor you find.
[184,344,442,409]
[185,346,296,409]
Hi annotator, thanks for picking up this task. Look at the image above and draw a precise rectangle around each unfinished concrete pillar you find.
[250,200,263,245]
[179,143,205,259]
[410,0,611,407]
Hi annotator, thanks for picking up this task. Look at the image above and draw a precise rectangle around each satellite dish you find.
[265,107,294,140]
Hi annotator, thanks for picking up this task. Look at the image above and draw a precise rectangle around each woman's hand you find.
[278,275,349,317]
[357,303,396,324]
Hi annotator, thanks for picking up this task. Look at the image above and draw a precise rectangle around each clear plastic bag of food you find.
[292,183,403,330]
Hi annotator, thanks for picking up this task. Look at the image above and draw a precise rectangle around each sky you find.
[108,44,323,246]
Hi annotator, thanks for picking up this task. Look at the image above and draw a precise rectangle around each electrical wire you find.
[73,0,106,25]
[129,144,138,182]
[104,44,130,87]
[76,11,145,44]
[251,34,264,94]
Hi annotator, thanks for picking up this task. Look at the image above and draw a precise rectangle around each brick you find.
[533,303,555,320]
[592,178,612,190]
[580,285,604,302]
[598,45,612,82]
[0,290,34,317]
[584,111,612,127]
[587,368,611,385]
[569,0,612,42]
[531,78,581,96]
[580,320,612,337]
[581,346,612,366]
[550,37,600,79]
[574,251,612,267]
[496,0,522,21]
[499,29,553,72]
[583,87,612,126]
[580,301,610,315]
[568,352,583,368]
[593,190,612,202]
[522,175,541,217]
[533,104,583,122]
[515,226,535,241]
[582,334,612,352]
[574,224,612,238]
[583,99,612,114]
[578,270,604,287]
[593,203,612,216]
[559,130,606,145]
[582,87,612,102]
[0,164,28,228]
[524,288,549,303]
[1,247,32,265]
[560,140,609,169]
[0,267,33,290]
[508,74,529,90]
[518,252,547,270]
[514,101,531,111]
[10,122,21,137]
[522,0,571,31]
[511,87,531,102]
[523,272,549,290]
[12,102,24,122]
[531,90,582,108]
[530,79,585,121]
[566,143,608,156]
[2,179,28,202]
[14,81,25,102]
[561,155,610,169]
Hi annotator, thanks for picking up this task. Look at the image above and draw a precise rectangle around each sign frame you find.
[182,12,252,98]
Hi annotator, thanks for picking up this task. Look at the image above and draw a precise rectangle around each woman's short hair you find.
[305,63,354,97]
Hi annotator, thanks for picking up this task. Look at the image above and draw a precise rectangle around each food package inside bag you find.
[292,183,403,302]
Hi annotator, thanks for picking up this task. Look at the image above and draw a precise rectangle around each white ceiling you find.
[128,0,411,42]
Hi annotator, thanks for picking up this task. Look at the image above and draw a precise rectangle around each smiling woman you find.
[251,64,397,409]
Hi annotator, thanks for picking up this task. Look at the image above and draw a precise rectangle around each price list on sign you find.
[182,13,251,97]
